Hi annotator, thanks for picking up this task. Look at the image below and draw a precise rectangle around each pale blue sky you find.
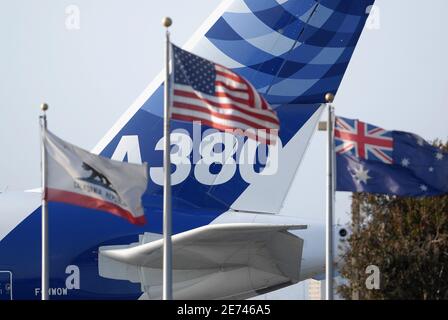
[1,0,447,299]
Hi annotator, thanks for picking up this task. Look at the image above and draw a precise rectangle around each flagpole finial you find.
[40,103,49,112]
[162,17,172,28]
[325,93,335,103]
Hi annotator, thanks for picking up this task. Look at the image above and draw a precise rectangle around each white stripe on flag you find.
[215,85,249,100]
[173,95,278,129]
[174,84,278,121]
[215,75,248,89]
[171,107,278,144]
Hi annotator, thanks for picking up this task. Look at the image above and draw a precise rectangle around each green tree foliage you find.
[338,142,448,300]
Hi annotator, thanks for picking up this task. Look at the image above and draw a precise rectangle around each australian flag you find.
[335,116,448,196]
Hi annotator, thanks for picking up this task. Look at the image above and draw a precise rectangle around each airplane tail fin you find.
[93,0,375,220]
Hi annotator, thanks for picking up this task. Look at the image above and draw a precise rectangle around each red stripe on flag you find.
[170,114,276,145]
[369,127,383,135]
[261,97,269,110]
[236,76,256,108]
[175,88,250,107]
[173,89,279,125]
[334,130,393,148]
[172,101,277,130]
[335,119,351,131]
[46,188,146,226]
[214,81,248,93]
[215,70,246,84]
[214,91,250,105]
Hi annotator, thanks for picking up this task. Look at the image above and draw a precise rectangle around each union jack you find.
[335,116,394,164]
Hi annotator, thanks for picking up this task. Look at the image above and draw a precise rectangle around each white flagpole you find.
[40,103,49,301]
[325,93,335,300]
[162,17,173,301]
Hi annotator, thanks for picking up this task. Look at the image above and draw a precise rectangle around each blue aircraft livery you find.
[0,0,375,300]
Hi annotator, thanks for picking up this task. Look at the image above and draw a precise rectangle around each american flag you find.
[335,116,394,164]
[171,45,279,144]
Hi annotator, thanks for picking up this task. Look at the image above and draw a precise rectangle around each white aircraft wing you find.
[99,223,306,299]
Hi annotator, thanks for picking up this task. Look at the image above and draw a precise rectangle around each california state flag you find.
[43,129,148,225]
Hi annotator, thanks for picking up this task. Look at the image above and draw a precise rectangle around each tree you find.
[338,142,448,300]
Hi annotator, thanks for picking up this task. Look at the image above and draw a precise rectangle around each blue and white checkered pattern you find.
[192,0,375,104]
